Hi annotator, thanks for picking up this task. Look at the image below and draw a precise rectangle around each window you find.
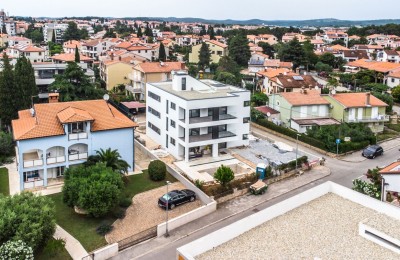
[243,134,249,140]
[190,128,200,136]
[218,125,227,132]
[244,101,250,107]
[182,77,186,90]
[166,100,169,114]
[170,137,176,146]
[217,51,223,55]
[392,78,395,83]
[23,170,39,182]
[148,91,161,102]
[190,109,200,118]
[148,122,160,135]
[243,117,250,123]
[170,120,176,128]
[68,122,86,133]
[166,134,169,148]
[171,102,176,110]
[148,106,161,118]
[219,107,227,115]
[166,117,169,131]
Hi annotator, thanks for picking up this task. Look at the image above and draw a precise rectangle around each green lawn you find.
[377,130,399,142]
[49,170,177,252]
[385,124,400,132]
[35,238,72,260]
[0,168,9,196]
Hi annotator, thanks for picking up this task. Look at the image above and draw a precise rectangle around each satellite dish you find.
[103,94,110,101]
[29,108,35,117]
[267,112,271,117]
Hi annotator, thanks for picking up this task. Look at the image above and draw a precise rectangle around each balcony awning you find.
[292,118,341,126]
[121,101,146,109]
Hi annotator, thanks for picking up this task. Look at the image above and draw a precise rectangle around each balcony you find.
[188,131,236,143]
[68,143,88,161]
[69,132,88,141]
[68,152,88,161]
[23,159,44,168]
[189,114,237,124]
[47,156,66,165]
[345,115,390,123]
[23,150,44,168]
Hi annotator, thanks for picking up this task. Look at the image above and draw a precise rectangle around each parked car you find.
[362,145,383,159]
[158,189,196,210]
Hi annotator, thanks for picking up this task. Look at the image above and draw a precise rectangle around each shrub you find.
[63,163,124,217]
[96,224,113,236]
[40,238,66,258]
[0,193,56,252]
[119,197,132,208]
[194,179,205,189]
[214,165,234,186]
[148,160,167,181]
[0,240,34,260]
[112,208,126,219]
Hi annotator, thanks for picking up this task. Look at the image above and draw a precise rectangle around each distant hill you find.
[19,16,400,27]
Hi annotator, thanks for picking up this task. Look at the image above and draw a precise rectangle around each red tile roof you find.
[280,90,328,106]
[379,162,400,175]
[134,62,186,73]
[329,93,388,108]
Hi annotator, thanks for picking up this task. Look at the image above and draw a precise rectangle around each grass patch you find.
[386,124,400,132]
[0,168,9,196]
[377,130,399,142]
[35,238,72,260]
[49,170,177,252]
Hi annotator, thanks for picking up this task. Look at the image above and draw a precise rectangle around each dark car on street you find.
[362,145,383,159]
[158,189,196,210]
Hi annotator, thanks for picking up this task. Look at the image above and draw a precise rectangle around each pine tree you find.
[208,26,216,40]
[75,46,80,63]
[137,27,143,37]
[228,32,251,67]
[144,24,153,37]
[51,29,56,43]
[63,22,81,41]
[198,42,211,69]
[159,42,166,62]
[0,54,17,126]
[14,57,38,109]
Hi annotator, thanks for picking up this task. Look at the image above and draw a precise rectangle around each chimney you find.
[119,56,121,61]
[366,92,371,106]
[49,93,59,103]
[111,52,114,61]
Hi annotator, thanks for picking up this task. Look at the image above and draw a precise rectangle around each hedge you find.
[255,119,370,154]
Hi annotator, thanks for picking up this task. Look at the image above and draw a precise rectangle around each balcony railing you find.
[47,156,66,165]
[23,159,44,168]
[189,114,237,124]
[68,152,88,161]
[24,179,44,189]
[69,132,88,140]
[345,115,390,123]
[188,131,236,143]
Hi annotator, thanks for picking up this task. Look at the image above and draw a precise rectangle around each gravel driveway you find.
[106,182,203,243]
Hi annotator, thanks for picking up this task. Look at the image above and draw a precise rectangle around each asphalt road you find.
[134,138,400,260]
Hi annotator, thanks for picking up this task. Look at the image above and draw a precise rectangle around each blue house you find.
[12,98,137,191]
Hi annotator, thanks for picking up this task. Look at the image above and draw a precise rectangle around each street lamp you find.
[165,180,171,237]
[295,134,300,173]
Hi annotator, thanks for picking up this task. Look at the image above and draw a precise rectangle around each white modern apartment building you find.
[43,23,69,43]
[146,72,250,162]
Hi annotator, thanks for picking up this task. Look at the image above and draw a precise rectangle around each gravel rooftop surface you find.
[362,212,400,241]
[106,182,202,243]
[197,193,399,260]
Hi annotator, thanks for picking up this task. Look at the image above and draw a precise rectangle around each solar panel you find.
[293,76,304,81]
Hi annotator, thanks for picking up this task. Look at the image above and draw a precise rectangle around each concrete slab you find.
[54,225,88,260]
[5,161,20,195]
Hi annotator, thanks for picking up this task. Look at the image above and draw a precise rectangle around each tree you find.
[327,77,339,89]
[302,40,319,70]
[137,27,143,37]
[216,56,240,76]
[103,29,116,39]
[391,85,400,103]
[48,62,106,101]
[258,42,275,58]
[74,46,80,63]
[51,29,56,43]
[92,148,130,174]
[214,165,234,186]
[251,92,269,106]
[315,62,333,73]
[0,54,17,127]
[278,37,305,70]
[14,56,38,109]
[216,72,237,85]
[207,26,216,40]
[0,131,14,157]
[372,92,393,113]
[0,192,56,252]
[158,42,166,62]
[319,52,336,67]
[148,160,167,181]
[144,24,153,37]
[62,163,124,217]
[198,42,211,69]
[63,22,81,41]
[228,32,251,66]
[0,240,34,260]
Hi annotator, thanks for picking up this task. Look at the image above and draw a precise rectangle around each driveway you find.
[106,182,203,243]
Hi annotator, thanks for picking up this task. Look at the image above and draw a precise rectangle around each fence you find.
[117,227,157,251]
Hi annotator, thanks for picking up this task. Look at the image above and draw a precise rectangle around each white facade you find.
[387,76,400,88]
[146,73,250,162]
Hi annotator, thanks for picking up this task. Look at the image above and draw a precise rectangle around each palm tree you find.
[95,148,130,174]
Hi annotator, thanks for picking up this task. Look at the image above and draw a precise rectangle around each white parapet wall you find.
[359,223,400,255]
[157,201,217,237]
[176,181,400,260]
[92,243,119,260]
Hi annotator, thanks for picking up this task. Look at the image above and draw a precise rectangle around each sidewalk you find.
[5,161,20,195]
[111,165,331,260]
[54,225,88,260]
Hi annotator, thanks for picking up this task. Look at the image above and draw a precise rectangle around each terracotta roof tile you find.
[51,53,93,62]
[379,162,400,174]
[12,100,137,141]
[279,90,328,106]
[347,59,400,73]
[329,93,388,108]
[134,62,186,73]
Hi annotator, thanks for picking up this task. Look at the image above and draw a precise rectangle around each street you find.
[116,127,400,260]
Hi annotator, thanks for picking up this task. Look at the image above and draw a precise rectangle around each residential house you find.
[282,33,308,43]
[367,34,400,48]
[146,72,250,162]
[81,39,117,60]
[0,33,7,47]
[310,39,325,49]
[248,52,269,73]
[386,70,400,89]
[7,36,31,47]
[247,34,278,45]
[100,58,133,91]
[51,53,93,64]
[63,40,81,54]
[189,40,228,64]
[377,49,400,63]
[175,35,201,46]
[263,59,293,70]
[256,68,293,94]
[6,44,47,63]
[323,31,348,46]
[11,98,138,191]
[344,59,400,83]
[43,23,69,43]
[127,61,186,100]
[323,92,389,133]
[269,74,320,94]
[379,161,400,201]
[341,50,369,62]
[268,89,339,132]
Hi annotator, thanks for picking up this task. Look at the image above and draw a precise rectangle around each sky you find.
[2,0,400,21]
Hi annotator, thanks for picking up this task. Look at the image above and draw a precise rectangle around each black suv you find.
[362,145,383,159]
[158,189,196,210]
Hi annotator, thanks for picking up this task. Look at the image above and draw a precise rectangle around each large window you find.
[219,107,227,115]
[182,77,187,90]
[148,106,161,118]
[189,128,200,136]
[170,120,176,128]
[244,101,250,107]
[68,122,86,133]
[189,109,200,118]
[148,122,160,135]
[148,91,161,102]
[243,117,250,123]
[171,102,176,110]
[23,170,39,182]
[170,137,176,146]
